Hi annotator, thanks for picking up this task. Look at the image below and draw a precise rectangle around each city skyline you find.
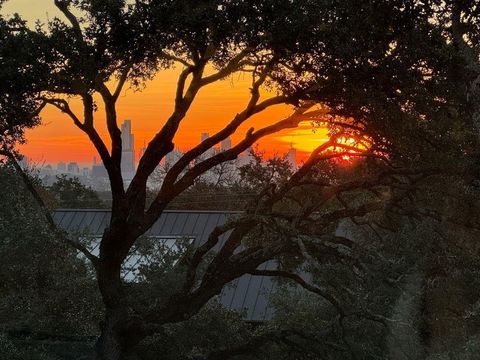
[23,118,303,169]
[1,2,331,165]
[17,92,327,165]
[27,119,300,191]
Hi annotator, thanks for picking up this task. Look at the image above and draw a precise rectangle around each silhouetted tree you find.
[0,1,477,359]
[0,163,101,344]
[0,10,47,157]
[49,175,106,209]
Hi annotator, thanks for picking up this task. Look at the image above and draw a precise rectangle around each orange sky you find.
[3,1,330,166]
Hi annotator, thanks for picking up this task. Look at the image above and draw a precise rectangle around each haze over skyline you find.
[2,0,330,164]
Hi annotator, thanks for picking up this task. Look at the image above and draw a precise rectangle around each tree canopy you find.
[0,13,46,156]
[49,175,106,209]
[1,1,480,360]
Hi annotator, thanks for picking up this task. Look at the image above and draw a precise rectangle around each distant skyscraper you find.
[67,162,80,174]
[286,145,297,169]
[165,148,183,167]
[200,132,215,158]
[121,119,135,182]
[40,164,54,177]
[92,163,108,179]
[91,155,107,179]
[238,147,255,166]
[220,137,232,151]
[57,161,66,174]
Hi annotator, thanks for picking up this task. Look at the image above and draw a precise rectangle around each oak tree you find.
[1,1,475,359]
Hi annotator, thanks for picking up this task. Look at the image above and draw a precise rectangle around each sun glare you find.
[275,125,331,153]
[275,120,370,164]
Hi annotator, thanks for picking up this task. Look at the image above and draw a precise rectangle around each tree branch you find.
[113,64,133,101]
[43,96,111,165]
[144,103,315,222]
[248,269,345,316]
[127,64,203,205]
[158,88,285,201]
[42,96,123,195]
[5,152,99,267]
[162,61,281,182]
[41,97,84,129]
[54,0,84,42]
[199,48,252,86]
[159,51,193,67]
[182,216,257,294]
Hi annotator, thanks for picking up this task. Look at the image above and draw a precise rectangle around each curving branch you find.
[41,97,84,129]
[96,82,123,165]
[54,0,84,42]
[112,64,133,101]
[42,96,110,162]
[145,103,316,219]
[42,96,123,194]
[199,48,253,86]
[4,151,99,267]
[159,51,193,67]
[175,65,195,106]
[127,64,202,201]
[159,66,286,199]
[181,216,257,294]
[248,269,345,316]
[248,268,359,358]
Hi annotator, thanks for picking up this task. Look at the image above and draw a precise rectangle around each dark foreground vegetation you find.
[2,0,480,359]
[2,158,480,359]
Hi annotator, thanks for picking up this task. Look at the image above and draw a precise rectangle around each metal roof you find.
[53,209,277,321]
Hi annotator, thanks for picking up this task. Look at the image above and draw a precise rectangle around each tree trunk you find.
[95,308,144,360]
[95,314,123,360]
[95,230,144,360]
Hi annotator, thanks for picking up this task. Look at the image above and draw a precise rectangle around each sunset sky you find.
[2,0,329,166]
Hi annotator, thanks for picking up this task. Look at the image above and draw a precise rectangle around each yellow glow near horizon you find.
[275,126,331,154]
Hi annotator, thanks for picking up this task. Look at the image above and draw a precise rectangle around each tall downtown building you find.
[121,120,136,182]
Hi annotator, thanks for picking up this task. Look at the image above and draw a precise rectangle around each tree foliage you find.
[0,13,46,155]
[48,175,106,209]
[1,1,479,359]
[0,164,101,336]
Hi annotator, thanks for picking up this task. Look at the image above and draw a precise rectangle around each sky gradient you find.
[2,0,329,166]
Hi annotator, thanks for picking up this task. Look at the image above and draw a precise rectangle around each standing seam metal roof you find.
[53,209,276,321]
